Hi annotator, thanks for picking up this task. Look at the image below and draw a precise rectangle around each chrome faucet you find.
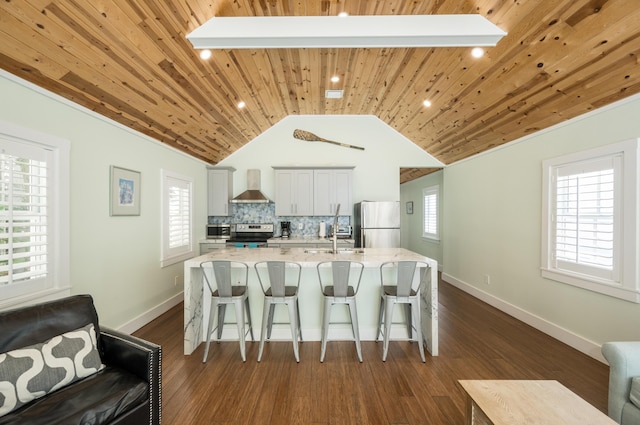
[333,204,340,253]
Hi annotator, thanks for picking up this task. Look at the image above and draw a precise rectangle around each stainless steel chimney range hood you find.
[231,169,272,203]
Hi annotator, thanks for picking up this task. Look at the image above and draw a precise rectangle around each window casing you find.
[161,169,194,267]
[541,139,639,303]
[422,185,439,241]
[0,121,70,308]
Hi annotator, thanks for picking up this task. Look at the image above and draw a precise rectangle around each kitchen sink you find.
[304,248,364,255]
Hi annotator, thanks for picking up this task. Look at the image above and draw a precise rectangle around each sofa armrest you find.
[602,341,640,423]
[100,327,162,425]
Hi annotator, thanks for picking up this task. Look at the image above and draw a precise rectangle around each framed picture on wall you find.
[406,201,413,214]
[110,166,141,216]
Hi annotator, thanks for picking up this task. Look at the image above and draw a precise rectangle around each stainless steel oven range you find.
[225,223,274,248]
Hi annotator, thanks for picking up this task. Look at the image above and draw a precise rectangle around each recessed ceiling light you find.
[338,12,349,17]
[471,47,484,58]
[237,101,246,109]
[331,75,340,83]
[199,49,212,60]
[423,100,432,107]
[325,90,344,99]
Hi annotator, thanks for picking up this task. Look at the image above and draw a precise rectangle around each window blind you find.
[168,179,191,250]
[422,185,438,239]
[0,151,48,286]
[161,170,193,267]
[553,155,619,279]
[424,193,437,234]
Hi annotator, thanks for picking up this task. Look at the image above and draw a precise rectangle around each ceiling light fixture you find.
[199,49,212,60]
[237,101,246,109]
[471,47,485,58]
[338,12,349,17]
[187,15,506,49]
[423,100,432,107]
[331,76,340,83]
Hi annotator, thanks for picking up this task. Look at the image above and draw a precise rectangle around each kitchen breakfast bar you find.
[183,247,438,357]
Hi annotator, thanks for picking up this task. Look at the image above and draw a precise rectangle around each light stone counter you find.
[183,247,438,357]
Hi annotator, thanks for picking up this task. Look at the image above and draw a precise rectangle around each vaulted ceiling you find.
[1,1,639,183]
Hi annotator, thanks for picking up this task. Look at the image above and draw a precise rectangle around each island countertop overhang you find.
[185,247,435,268]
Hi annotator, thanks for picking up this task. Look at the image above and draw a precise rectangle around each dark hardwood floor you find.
[133,278,610,425]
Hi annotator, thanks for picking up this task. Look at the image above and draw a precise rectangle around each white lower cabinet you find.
[199,241,227,255]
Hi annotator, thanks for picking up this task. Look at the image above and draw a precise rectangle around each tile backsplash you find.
[208,203,351,238]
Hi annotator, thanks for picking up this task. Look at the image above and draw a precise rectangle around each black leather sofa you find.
[0,295,161,425]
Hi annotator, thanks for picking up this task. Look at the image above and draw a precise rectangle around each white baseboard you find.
[118,292,184,334]
[441,273,606,364]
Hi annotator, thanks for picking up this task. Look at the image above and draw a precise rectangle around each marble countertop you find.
[186,247,433,268]
[267,237,355,244]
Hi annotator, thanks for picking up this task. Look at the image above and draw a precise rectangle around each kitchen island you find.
[183,247,438,357]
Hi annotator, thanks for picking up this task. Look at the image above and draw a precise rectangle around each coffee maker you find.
[280,221,291,238]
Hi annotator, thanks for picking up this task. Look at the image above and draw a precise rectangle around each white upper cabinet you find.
[207,167,234,216]
[313,169,352,216]
[274,168,314,216]
[274,167,353,216]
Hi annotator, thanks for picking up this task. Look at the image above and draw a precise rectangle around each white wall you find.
[0,71,208,330]
[218,115,443,203]
[400,170,444,266]
[441,94,640,360]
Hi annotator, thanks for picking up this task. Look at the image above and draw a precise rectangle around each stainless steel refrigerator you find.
[354,201,401,248]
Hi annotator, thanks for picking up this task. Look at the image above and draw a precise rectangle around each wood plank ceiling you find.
[1,1,639,183]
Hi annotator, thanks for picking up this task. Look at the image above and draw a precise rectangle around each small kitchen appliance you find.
[206,224,231,239]
[225,223,274,248]
[280,221,292,238]
[328,225,353,239]
[335,225,352,239]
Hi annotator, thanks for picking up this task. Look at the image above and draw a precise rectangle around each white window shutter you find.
[161,170,194,267]
[0,145,49,287]
[422,185,439,240]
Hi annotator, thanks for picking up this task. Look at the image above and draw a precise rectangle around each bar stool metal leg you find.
[382,297,395,362]
[234,299,247,362]
[287,301,300,362]
[257,298,272,362]
[412,298,426,362]
[320,298,332,362]
[348,301,363,362]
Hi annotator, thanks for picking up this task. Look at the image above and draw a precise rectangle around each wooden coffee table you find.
[458,380,616,425]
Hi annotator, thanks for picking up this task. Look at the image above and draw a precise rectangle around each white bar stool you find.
[200,260,254,362]
[377,261,430,362]
[254,261,303,362]
[316,260,364,362]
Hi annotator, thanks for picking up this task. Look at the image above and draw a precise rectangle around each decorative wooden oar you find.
[293,129,365,151]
